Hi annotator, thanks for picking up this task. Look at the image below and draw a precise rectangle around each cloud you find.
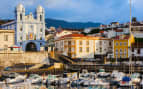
[0,0,143,24]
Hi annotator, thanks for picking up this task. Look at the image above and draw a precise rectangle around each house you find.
[131,25,143,38]
[113,35,129,59]
[111,22,120,28]
[0,29,15,51]
[55,33,111,59]
[130,38,143,60]
[55,28,81,39]
[94,37,111,58]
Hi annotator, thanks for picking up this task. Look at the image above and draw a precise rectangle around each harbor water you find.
[0,83,141,89]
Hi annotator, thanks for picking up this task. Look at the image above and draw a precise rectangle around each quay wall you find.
[0,51,48,67]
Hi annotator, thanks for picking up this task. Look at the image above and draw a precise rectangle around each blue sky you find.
[0,0,142,24]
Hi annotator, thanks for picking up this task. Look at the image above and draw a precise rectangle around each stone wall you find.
[0,51,48,67]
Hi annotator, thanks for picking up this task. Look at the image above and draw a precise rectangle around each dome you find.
[37,5,43,12]
[16,4,24,11]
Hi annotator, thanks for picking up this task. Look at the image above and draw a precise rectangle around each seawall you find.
[0,51,48,67]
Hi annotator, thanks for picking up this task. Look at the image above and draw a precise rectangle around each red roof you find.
[116,29,123,32]
[99,31,104,33]
[57,33,109,40]
[60,34,85,38]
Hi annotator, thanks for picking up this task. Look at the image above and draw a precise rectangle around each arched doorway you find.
[26,42,37,51]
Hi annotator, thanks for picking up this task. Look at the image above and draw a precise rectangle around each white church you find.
[0,4,46,51]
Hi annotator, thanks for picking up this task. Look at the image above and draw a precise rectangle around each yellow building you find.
[113,35,129,59]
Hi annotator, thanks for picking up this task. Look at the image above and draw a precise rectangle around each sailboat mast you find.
[129,0,132,76]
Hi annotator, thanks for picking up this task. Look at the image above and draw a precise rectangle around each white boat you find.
[131,73,141,83]
[140,78,143,86]
[46,75,60,85]
[111,71,125,81]
[6,73,26,84]
[28,74,42,84]
[57,77,70,85]
[83,78,109,86]
[120,81,133,87]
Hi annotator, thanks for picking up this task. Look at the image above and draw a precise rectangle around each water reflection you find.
[0,84,140,89]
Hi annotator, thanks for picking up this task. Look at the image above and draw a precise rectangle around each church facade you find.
[0,4,46,51]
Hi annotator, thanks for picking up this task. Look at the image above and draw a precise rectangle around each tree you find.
[132,17,137,23]
[88,29,100,34]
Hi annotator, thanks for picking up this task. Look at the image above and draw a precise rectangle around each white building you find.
[0,4,45,51]
[132,25,143,38]
[94,37,111,56]
[55,34,111,59]
[55,29,80,39]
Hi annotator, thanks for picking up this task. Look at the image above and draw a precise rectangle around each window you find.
[4,45,8,49]
[116,42,118,46]
[100,48,102,53]
[68,53,71,57]
[4,35,8,41]
[79,41,82,45]
[124,42,127,46]
[120,56,122,58]
[137,49,140,54]
[72,54,76,58]
[20,27,22,31]
[72,41,75,45]
[68,47,71,52]
[65,41,68,45]
[100,41,102,45]
[34,35,36,40]
[40,43,42,46]
[20,14,22,20]
[79,47,82,52]
[132,48,134,52]
[26,35,28,40]
[86,47,89,52]
[115,49,118,55]
[86,41,89,45]
[40,15,42,21]
[124,49,127,54]
[40,28,42,32]
[68,41,71,45]
[71,47,75,52]
[120,49,122,54]
[120,42,122,46]
[61,41,64,46]
[20,36,22,40]
[31,25,33,29]
[109,41,112,46]
[20,42,22,46]
[40,37,42,40]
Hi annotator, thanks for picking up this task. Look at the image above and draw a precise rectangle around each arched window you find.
[40,37,42,40]
[40,28,42,32]
[40,15,42,21]
[20,14,22,20]
[20,27,22,31]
